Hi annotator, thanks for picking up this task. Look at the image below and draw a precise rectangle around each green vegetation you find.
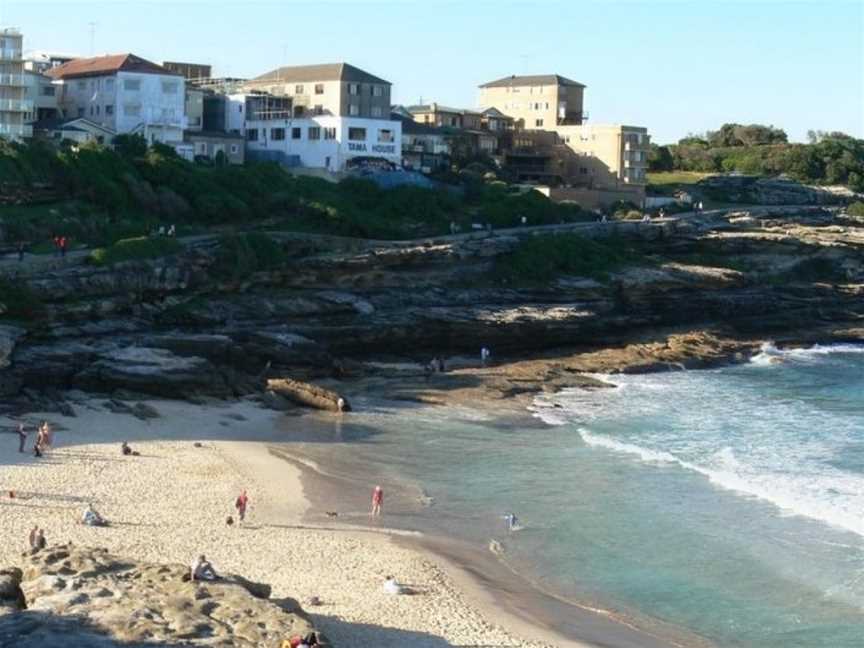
[648,125,864,191]
[0,278,43,319]
[847,202,864,217]
[212,233,287,281]
[494,234,645,283]
[0,136,593,245]
[88,236,183,266]
[646,171,714,186]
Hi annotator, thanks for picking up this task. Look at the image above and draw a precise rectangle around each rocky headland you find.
[2,205,864,415]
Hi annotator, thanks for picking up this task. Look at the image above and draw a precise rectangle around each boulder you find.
[267,377,351,412]
[0,545,320,648]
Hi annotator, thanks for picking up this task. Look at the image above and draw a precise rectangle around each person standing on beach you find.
[371,485,383,516]
[28,525,38,550]
[234,490,249,523]
[17,422,27,453]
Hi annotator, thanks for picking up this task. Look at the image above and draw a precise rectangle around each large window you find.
[372,85,384,97]
[123,79,141,91]
[292,127,302,140]
[105,104,114,115]
[323,127,336,140]
[371,106,383,118]
[348,83,359,95]
[348,127,366,141]
[308,126,321,140]
[313,104,324,115]
[271,127,286,141]
[314,83,324,94]
[349,104,359,116]
[246,128,258,141]
[41,86,55,97]
[105,78,114,90]
[295,84,304,94]
[378,129,393,143]
[535,119,544,127]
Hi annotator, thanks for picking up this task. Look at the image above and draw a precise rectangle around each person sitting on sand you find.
[122,441,132,456]
[190,554,217,581]
[35,528,46,551]
[81,503,107,527]
[383,575,404,595]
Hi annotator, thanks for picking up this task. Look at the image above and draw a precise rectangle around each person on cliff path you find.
[371,485,383,516]
[17,422,27,453]
[235,490,249,523]
[17,241,24,262]
[480,347,491,367]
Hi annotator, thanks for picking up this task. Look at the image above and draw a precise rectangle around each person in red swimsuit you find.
[371,485,383,516]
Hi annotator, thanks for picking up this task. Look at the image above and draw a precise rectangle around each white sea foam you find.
[577,429,864,538]
[751,341,864,366]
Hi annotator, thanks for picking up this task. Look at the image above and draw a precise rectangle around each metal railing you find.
[0,98,33,112]
[0,74,25,86]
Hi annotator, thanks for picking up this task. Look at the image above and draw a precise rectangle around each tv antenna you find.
[88,21,96,55]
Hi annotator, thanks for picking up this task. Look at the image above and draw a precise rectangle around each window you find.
[123,104,141,117]
[323,127,336,140]
[77,108,84,117]
[105,104,113,115]
[348,127,366,141]
[230,144,239,154]
[123,79,141,91]
[239,104,243,113]
[349,104,359,116]
[378,129,393,143]
[295,84,304,94]
[313,104,324,115]
[95,105,100,115]
[291,127,302,139]
[371,106,382,118]
[535,119,544,127]
[308,126,321,140]
[105,78,114,90]
[41,85,55,97]
[195,142,208,155]
[162,81,179,94]
[271,127,286,141]
[77,80,86,90]
[314,83,324,94]
[293,106,305,117]
[372,85,383,97]
[348,83,359,95]
[246,129,258,141]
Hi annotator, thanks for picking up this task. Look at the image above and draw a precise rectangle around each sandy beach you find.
[0,398,567,648]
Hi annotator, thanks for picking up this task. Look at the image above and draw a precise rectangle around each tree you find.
[113,134,147,159]
[647,144,674,172]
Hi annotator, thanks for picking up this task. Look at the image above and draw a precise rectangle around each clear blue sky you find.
[3,0,862,143]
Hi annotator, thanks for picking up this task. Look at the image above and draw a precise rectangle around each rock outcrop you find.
[0,545,321,648]
[268,377,350,412]
[697,175,844,205]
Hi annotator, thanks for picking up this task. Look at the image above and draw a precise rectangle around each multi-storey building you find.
[405,103,482,130]
[47,53,186,145]
[23,69,57,123]
[0,28,31,140]
[162,61,212,82]
[243,63,391,119]
[557,124,650,186]
[478,74,586,129]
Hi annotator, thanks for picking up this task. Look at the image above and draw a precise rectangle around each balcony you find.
[624,139,648,151]
[0,48,22,61]
[0,123,32,138]
[0,98,33,112]
[0,74,25,86]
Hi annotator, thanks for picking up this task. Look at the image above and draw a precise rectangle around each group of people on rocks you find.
[17,420,53,457]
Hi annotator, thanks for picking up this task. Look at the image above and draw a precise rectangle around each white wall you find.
[245,115,401,172]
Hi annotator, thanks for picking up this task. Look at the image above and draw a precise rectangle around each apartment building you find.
[47,53,186,145]
[244,63,391,119]
[557,124,650,186]
[244,114,401,172]
[406,103,482,129]
[163,61,212,82]
[0,28,31,140]
[23,69,57,123]
[479,74,586,129]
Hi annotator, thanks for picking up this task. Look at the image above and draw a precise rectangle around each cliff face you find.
[0,545,319,648]
[1,207,863,411]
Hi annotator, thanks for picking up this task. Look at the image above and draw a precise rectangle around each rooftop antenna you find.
[88,21,96,56]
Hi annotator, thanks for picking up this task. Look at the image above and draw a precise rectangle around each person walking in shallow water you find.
[17,422,27,453]
[371,485,383,516]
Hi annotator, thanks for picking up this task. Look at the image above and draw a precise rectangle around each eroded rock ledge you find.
[0,544,321,648]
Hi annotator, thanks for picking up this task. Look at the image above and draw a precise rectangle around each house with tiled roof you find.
[47,53,186,145]
[404,103,483,130]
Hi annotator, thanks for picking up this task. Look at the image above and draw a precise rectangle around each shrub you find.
[494,233,644,283]
[0,278,43,319]
[88,236,182,266]
[846,201,864,217]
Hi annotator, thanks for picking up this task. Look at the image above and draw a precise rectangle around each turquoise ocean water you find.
[291,345,864,647]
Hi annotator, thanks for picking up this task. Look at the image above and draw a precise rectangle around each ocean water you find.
[288,345,864,648]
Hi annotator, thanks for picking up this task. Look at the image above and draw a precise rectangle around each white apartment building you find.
[23,69,58,123]
[244,115,401,172]
[47,53,186,144]
[0,28,31,140]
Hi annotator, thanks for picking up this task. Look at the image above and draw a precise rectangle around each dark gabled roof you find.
[479,74,585,89]
[481,107,512,119]
[250,63,390,85]
[31,117,115,134]
[46,54,180,80]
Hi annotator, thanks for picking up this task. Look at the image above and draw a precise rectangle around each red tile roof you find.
[46,54,180,80]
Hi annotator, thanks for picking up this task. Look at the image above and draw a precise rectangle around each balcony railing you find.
[0,123,32,138]
[0,98,33,112]
[0,48,22,61]
[624,140,649,151]
[0,74,25,86]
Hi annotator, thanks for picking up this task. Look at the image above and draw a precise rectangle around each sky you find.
[2,0,862,144]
